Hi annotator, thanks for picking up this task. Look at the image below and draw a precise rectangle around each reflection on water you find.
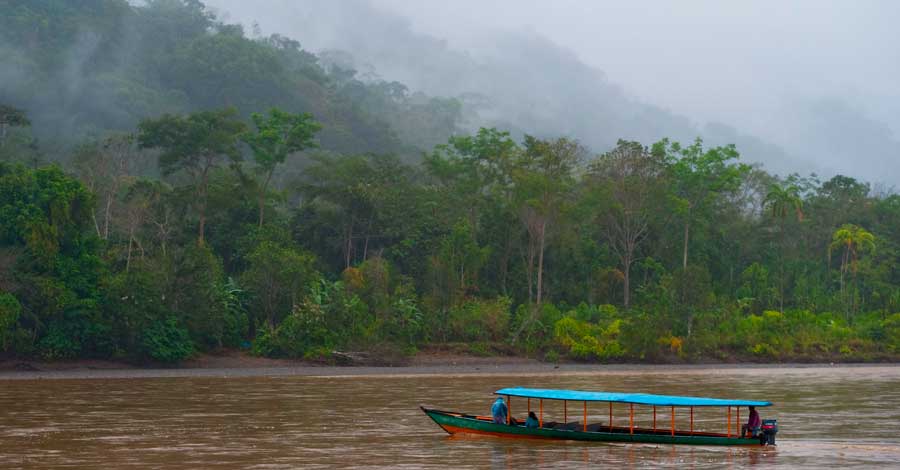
[0,366,898,468]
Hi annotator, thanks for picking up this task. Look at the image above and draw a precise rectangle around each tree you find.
[0,164,106,358]
[242,108,321,227]
[511,136,583,339]
[429,220,490,310]
[662,138,747,270]
[829,224,875,317]
[298,153,414,270]
[589,140,667,309]
[0,292,21,352]
[242,239,318,331]
[0,105,30,145]
[763,181,804,312]
[137,108,246,245]
[426,128,520,294]
[73,134,140,240]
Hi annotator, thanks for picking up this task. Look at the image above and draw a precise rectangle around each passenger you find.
[742,406,761,437]
[491,397,508,424]
[525,411,540,428]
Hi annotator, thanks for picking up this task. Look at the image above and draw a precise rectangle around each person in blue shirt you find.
[491,397,508,424]
[525,411,539,428]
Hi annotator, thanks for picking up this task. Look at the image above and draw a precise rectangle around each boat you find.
[422,387,778,446]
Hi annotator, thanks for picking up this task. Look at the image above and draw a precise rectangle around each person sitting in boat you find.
[491,397,508,424]
[525,411,540,428]
[742,406,761,437]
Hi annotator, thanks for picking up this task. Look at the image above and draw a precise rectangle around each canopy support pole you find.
[629,404,634,434]
[507,396,510,425]
[583,401,587,432]
[653,405,657,432]
[527,398,530,413]
[564,400,567,423]
[539,399,543,428]
[737,407,741,437]
[671,406,675,437]
[690,407,694,435]
[608,402,613,432]
[727,406,731,438]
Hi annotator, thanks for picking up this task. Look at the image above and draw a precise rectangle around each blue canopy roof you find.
[495,387,772,407]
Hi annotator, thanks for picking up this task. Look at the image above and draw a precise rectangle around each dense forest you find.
[1,0,898,364]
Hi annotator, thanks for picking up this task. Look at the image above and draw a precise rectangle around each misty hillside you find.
[3,0,898,183]
[207,0,900,185]
[0,0,461,158]
[205,0,799,174]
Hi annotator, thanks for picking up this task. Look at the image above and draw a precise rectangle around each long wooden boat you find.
[422,387,776,446]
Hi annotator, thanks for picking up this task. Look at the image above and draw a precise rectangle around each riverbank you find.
[1,349,896,380]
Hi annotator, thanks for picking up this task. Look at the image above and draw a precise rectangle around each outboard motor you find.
[760,419,778,445]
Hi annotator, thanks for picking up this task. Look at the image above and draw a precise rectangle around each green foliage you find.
[884,313,900,353]
[243,107,321,226]
[172,244,244,349]
[0,292,21,351]
[1,0,899,366]
[446,297,511,342]
[141,317,194,363]
[553,316,625,360]
[253,279,368,358]
[241,237,318,329]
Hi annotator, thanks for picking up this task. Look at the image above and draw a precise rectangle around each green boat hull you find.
[422,407,764,446]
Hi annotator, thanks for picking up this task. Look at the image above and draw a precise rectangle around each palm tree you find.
[829,224,875,318]
[763,182,804,313]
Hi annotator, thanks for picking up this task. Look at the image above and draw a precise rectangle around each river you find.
[0,365,898,468]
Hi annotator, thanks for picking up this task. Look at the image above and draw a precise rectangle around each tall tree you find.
[242,108,321,227]
[763,181,804,312]
[426,128,520,294]
[73,134,140,240]
[662,138,747,269]
[588,140,667,309]
[137,108,246,245]
[829,223,875,317]
[514,136,583,313]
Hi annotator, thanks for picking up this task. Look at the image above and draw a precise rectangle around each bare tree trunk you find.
[840,249,847,296]
[623,253,632,309]
[779,218,785,313]
[499,225,513,296]
[257,192,266,228]
[535,219,547,307]
[126,232,133,272]
[344,219,354,269]
[92,213,102,238]
[525,236,535,305]
[258,170,274,228]
[682,217,690,270]
[103,193,113,240]
[196,158,213,246]
[362,218,372,261]
[198,210,206,246]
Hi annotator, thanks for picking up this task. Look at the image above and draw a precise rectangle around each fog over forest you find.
[207,0,900,187]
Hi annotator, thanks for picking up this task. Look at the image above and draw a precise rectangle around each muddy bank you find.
[0,349,895,380]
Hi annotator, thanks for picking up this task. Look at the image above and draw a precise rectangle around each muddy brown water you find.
[0,365,898,468]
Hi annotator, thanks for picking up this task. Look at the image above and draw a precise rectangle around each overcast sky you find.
[374,0,900,136]
[207,0,900,185]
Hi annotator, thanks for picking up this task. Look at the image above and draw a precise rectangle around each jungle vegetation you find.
[1,0,898,363]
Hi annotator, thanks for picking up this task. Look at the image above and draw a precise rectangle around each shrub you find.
[141,317,194,363]
[447,297,511,342]
[0,292,20,352]
[884,313,900,353]
[553,316,624,360]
